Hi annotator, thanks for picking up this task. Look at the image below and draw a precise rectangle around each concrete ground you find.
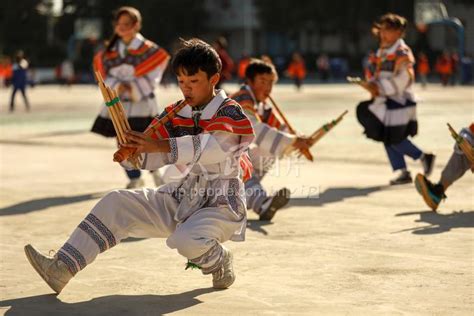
[0,83,473,315]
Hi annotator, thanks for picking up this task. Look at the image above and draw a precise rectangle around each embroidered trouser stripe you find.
[188,243,224,275]
[191,136,202,163]
[79,221,107,252]
[58,243,86,275]
[57,251,78,275]
[85,213,117,249]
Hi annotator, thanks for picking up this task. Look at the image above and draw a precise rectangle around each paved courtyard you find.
[0,83,472,315]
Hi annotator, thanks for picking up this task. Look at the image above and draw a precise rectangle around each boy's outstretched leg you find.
[24,189,176,294]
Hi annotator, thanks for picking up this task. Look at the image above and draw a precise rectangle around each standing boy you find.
[356,13,435,185]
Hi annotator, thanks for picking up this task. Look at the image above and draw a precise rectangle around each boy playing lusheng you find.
[231,59,311,220]
[24,38,254,294]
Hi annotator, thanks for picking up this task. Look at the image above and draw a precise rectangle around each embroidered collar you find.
[243,84,269,112]
[177,89,227,120]
[243,85,258,105]
[377,38,404,58]
[117,33,145,57]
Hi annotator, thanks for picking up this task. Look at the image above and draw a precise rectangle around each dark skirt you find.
[356,99,418,145]
[91,116,154,138]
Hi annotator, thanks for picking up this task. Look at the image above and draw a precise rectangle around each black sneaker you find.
[421,153,436,176]
[414,173,446,212]
[389,171,412,185]
[259,188,291,221]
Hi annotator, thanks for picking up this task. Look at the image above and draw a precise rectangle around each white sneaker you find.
[152,171,164,187]
[126,178,144,189]
[212,246,235,289]
[24,244,73,294]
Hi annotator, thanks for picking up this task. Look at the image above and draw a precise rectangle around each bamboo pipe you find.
[95,72,127,144]
[268,95,314,161]
[296,110,348,158]
[113,99,189,163]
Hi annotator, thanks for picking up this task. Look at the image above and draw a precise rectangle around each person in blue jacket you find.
[9,50,30,112]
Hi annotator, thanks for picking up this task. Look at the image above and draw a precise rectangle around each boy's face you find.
[248,72,276,102]
[379,25,402,48]
[115,14,138,39]
[177,68,219,107]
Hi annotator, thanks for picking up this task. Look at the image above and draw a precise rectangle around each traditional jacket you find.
[358,39,418,144]
[94,33,169,101]
[231,85,295,161]
[122,90,254,241]
[92,33,170,137]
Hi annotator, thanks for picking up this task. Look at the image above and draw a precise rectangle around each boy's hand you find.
[293,136,312,152]
[117,83,132,96]
[359,81,379,98]
[292,136,314,161]
[122,131,170,154]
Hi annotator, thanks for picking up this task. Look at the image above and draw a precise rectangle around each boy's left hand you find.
[359,81,379,97]
[122,131,170,154]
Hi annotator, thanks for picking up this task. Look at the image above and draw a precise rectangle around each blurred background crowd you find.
[0,0,473,89]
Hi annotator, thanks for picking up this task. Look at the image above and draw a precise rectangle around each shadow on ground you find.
[0,192,106,216]
[0,288,214,316]
[246,219,274,235]
[394,210,474,234]
[246,185,391,234]
[287,185,390,207]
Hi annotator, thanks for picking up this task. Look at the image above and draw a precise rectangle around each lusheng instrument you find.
[95,71,140,168]
[447,123,474,166]
[297,110,348,158]
[346,76,378,97]
[112,99,188,163]
[346,76,362,84]
[268,95,314,161]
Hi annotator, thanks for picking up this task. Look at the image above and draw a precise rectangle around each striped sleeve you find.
[134,46,170,78]
[252,122,295,158]
[205,103,254,136]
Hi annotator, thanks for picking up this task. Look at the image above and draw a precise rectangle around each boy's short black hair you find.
[245,59,277,81]
[172,38,222,78]
[372,13,407,37]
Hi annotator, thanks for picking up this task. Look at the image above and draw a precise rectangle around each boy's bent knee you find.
[166,230,211,259]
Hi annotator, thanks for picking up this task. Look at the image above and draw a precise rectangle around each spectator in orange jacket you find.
[435,51,452,86]
[286,52,306,90]
[0,56,12,87]
[237,52,250,82]
[417,52,430,88]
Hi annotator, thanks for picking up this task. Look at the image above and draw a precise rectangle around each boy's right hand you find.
[359,81,379,98]
[293,136,312,152]
[117,82,132,96]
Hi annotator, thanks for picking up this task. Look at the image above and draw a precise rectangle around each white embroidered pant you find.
[245,146,275,214]
[57,188,241,276]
